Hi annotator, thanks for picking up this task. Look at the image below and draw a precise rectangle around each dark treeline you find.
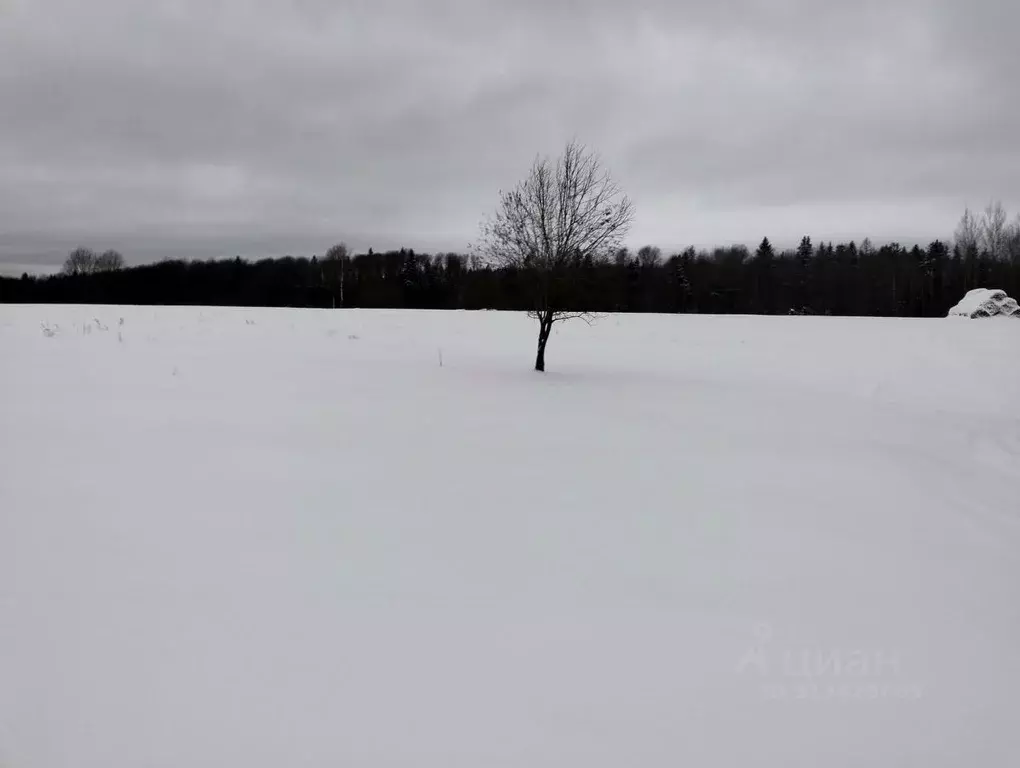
[3,236,1020,316]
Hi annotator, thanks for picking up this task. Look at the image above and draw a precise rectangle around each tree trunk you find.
[534,316,552,372]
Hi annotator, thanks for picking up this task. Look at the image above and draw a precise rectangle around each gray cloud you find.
[1,0,1017,266]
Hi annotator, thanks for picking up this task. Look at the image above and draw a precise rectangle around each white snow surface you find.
[2,305,1019,767]
[947,287,1020,318]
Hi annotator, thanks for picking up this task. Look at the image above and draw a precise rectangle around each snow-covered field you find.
[2,304,1018,767]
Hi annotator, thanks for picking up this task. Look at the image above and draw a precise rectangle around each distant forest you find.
[4,209,1020,317]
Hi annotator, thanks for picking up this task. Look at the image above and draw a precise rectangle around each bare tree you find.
[1007,214,1020,265]
[325,242,349,261]
[62,247,124,275]
[324,242,350,307]
[637,245,662,268]
[62,247,97,275]
[955,208,980,256]
[95,250,125,272]
[476,140,634,371]
[980,201,1009,260]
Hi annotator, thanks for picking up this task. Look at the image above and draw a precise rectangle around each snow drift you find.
[947,288,1020,318]
[2,305,1019,768]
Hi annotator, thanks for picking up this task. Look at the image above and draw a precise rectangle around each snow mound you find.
[948,288,1020,318]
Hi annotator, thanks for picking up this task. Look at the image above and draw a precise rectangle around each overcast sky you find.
[1,0,1017,268]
